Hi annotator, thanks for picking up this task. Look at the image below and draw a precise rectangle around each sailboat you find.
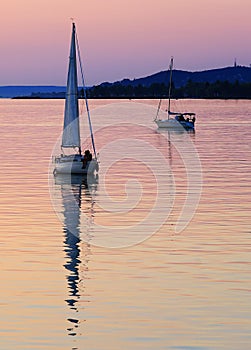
[154,57,196,130]
[54,22,99,175]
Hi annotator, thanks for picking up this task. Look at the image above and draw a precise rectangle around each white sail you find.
[62,23,80,149]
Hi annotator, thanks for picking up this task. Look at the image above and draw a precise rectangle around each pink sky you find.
[1,0,250,85]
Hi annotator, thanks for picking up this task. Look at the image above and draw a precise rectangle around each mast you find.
[167,57,174,120]
[61,23,81,152]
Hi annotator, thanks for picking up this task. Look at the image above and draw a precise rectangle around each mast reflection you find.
[54,173,98,338]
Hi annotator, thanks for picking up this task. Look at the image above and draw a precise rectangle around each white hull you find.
[155,118,183,129]
[54,154,99,175]
[155,118,194,130]
[54,173,98,186]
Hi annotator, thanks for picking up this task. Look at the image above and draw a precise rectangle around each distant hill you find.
[0,86,65,98]
[1,65,251,98]
[101,65,251,89]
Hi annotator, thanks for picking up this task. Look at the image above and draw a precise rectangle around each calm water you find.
[0,98,251,349]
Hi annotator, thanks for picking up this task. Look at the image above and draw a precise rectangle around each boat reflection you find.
[156,127,195,162]
[54,173,98,339]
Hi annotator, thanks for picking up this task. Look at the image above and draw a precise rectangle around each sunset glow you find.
[1,0,250,85]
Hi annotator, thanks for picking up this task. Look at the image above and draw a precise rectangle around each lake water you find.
[0,98,250,349]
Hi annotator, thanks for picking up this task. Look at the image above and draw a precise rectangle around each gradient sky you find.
[1,0,250,85]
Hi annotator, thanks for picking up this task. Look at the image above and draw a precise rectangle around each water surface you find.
[0,98,250,349]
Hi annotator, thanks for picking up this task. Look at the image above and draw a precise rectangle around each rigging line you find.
[75,30,97,160]
[154,99,162,121]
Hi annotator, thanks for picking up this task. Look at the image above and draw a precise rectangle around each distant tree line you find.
[12,79,251,99]
[84,79,251,99]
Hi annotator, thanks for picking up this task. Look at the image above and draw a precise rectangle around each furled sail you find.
[62,23,80,149]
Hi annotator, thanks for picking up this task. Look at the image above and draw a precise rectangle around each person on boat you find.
[82,149,92,168]
[192,116,196,124]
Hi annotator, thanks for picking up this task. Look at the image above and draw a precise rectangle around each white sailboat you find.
[154,57,196,130]
[54,22,99,175]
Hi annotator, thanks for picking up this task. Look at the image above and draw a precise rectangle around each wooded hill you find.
[8,65,251,99]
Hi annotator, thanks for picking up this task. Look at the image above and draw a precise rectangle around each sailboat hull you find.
[155,118,179,129]
[54,155,99,175]
[155,118,194,130]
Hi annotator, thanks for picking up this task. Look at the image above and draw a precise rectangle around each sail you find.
[62,23,80,149]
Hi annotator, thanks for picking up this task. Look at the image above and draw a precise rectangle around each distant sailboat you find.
[54,22,99,175]
[154,57,196,130]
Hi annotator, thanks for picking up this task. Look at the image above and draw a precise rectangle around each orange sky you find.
[0,0,250,85]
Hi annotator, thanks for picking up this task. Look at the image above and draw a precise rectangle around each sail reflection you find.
[54,173,98,338]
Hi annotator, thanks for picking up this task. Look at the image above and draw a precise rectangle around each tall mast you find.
[167,57,174,120]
